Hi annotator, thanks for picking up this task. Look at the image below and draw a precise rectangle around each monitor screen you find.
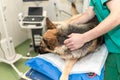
[28,7,43,15]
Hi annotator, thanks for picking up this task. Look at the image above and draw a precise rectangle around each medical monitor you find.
[28,7,43,16]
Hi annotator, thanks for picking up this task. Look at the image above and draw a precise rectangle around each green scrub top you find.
[89,0,120,53]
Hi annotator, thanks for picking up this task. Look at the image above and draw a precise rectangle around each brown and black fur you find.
[46,17,56,29]
[39,16,103,80]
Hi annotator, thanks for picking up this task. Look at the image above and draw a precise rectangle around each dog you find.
[39,16,103,80]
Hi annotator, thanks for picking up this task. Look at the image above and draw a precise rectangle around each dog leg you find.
[60,59,78,80]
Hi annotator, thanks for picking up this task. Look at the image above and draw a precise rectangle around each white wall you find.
[83,0,90,12]
[23,0,83,21]
[0,0,6,39]
[44,0,89,20]
[22,0,90,21]
[46,0,84,21]
[0,12,5,39]
[0,0,28,46]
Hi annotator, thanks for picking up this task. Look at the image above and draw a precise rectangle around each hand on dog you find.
[64,33,86,51]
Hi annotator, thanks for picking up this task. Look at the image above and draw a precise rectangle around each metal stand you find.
[0,1,31,79]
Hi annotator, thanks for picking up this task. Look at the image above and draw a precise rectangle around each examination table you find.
[25,44,108,80]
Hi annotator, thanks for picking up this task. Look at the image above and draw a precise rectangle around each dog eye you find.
[43,38,53,50]
[43,38,47,42]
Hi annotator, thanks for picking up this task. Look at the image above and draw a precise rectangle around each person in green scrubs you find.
[64,0,120,80]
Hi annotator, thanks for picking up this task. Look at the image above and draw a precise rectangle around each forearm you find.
[83,0,120,43]
[83,13,120,43]
[69,7,95,24]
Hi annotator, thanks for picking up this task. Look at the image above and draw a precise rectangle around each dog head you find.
[39,28,59,53]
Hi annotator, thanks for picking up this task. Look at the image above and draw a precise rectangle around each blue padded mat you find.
[26,69,52,80]
[25,58,104,80]
[26,68,104,80]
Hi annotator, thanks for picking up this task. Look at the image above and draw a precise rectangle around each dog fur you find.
[39,16,103,80]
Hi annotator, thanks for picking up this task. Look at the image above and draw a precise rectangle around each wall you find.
[0,0,28,46]
[83,0,90,12]
[23,0,83,21]
[0,0,6,39]
[22,0,90,21]
[45,0,84,21]
[0,14,5,39]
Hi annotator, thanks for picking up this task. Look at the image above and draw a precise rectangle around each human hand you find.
[64,33,86,51]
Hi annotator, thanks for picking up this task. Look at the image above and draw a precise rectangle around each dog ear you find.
[46,17,56,29]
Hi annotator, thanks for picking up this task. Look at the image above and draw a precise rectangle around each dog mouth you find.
[39,39,68,55]
[42,38,51,49]
[39,39,55,53]
[39,37,71,56]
